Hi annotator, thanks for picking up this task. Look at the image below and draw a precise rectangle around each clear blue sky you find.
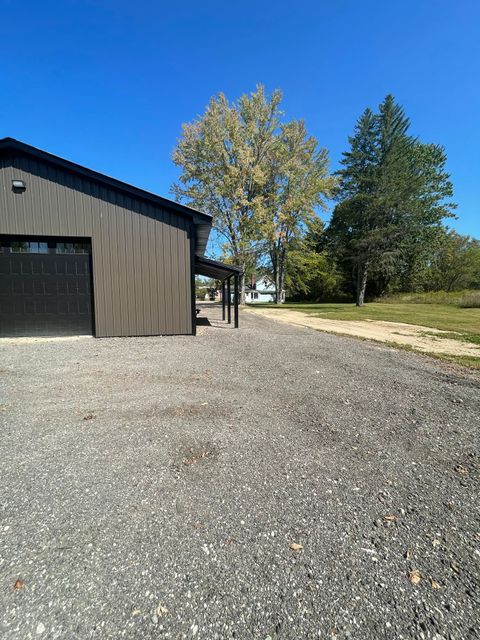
[1,0,479,238]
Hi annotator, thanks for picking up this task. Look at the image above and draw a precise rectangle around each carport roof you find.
[195,256,243,281]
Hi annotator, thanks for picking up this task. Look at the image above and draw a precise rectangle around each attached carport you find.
[194,257,242,328]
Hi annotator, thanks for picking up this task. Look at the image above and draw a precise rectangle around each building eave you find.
[0,137,212,256]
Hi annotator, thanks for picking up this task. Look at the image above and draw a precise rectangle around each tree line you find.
[172,87,479,305]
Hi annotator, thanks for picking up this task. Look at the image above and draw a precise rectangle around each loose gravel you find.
[0,305,479,639]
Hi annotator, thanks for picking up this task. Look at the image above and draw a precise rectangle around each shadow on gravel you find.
[196,317,212,327]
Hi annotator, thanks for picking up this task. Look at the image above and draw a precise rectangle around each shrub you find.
[458,291,480,308]
[375,289,480,306]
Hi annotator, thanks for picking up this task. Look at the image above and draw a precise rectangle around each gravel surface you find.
[0,305,479,639]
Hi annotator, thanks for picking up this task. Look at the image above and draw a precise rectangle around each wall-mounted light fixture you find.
[12,179,26,191]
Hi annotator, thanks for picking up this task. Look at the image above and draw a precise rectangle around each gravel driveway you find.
[1,305,479,639]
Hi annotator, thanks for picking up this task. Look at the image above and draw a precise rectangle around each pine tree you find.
[337,107,377,200]
[328,95,455,306]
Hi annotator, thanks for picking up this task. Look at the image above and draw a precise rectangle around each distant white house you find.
[245,274,285,303]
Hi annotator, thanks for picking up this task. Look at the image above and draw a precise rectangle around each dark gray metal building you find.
[0,138,241,337]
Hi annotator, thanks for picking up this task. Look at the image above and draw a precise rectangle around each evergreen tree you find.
[337,107,377,200]
[328,95,455,306]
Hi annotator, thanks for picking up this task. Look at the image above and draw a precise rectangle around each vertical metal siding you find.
[0,154,192,336]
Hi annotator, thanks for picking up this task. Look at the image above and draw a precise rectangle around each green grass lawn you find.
[251,301,480,368]
[259,302,479,335]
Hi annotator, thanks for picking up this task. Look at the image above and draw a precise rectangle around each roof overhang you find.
[195,256,243,281]
[0,137,213,256]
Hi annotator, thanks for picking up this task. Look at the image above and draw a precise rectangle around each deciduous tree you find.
[262,121,336,303]
[422,230,480,291]
[172,86,281,302]
[172,86,335,304]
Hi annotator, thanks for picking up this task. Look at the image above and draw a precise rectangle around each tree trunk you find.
[239,269,246,305]
[275,267,281,304]
[356,263,368,307]
[270,248,280,304]
[277,248,286,304]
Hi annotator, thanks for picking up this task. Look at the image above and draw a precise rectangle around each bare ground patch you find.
[247,307,480,359]
[171,440,219,473]
[0,335,93,345]
[156,402,224,419]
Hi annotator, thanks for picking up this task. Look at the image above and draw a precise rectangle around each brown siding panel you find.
[0,154,192,336]
[154,214,167,332]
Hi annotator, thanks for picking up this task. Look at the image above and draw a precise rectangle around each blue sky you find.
[1,0,479,239]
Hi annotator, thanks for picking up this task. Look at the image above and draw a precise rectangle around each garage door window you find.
[56,242,90,254]
[1,239,91,255]
[11,241,49,253]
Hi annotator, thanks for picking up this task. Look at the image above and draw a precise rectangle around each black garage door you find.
[0,237,94,337]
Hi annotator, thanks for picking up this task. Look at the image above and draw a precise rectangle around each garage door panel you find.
[33,279,46,295]
[76,278,90,295]
[1,299,14,314]
[43,279,56,296]
[0,239,94,337]
[53,278,66,295]
[0,278,10,294]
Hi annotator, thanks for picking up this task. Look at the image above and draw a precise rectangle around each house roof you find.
[0,137,213,256]
[253,273,274,282]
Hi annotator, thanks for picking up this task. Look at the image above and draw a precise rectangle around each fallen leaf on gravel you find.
[429,577,441,589]
[13,579,24,590]
[454,465,468,475]
[432,539,441,547]
[290,543,303,551]
[409,570,422,585]
[405,549,412,560]
[131,609,141,616]
[155,604,168,617]
[384,515,397,522]
[225,537,236,545]
[450,561,460,574]
[183,450,211,465]
[83,413,96,421]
